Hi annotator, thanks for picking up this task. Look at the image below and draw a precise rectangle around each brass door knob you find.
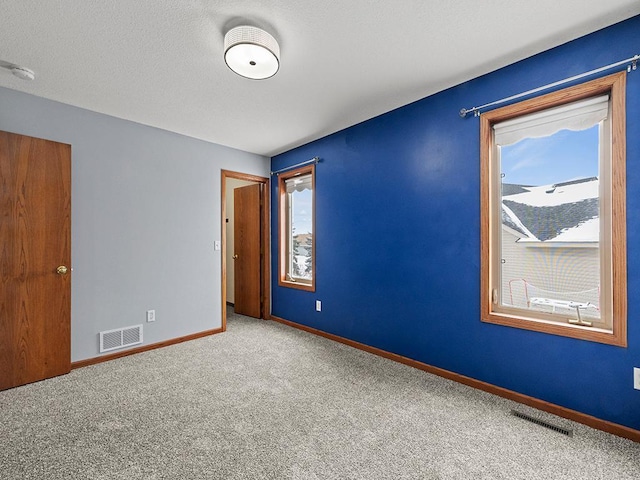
[56,265,68,275]
[232,254,239,260]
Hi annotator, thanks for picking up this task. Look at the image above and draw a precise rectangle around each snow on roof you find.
[504,177,598,207]
[502,203,537,240]
[552,217,599,242]
[502,184,531,196]
[502,177,599,243]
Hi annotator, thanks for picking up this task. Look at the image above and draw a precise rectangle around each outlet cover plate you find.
[315,300,322,312]
[634,367,640,390]
[147,309,156,322]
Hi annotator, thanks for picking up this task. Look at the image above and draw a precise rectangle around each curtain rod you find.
[459,54,639,118]
[270,156,319,176]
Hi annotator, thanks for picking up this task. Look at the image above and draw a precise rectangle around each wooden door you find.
[233,184,262,318]
[0,131,71,391]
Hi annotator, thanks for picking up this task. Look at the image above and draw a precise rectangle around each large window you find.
[279,164,315,291]
[480,72,626,346]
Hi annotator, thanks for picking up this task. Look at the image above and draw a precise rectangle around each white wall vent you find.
[100,324,143,353]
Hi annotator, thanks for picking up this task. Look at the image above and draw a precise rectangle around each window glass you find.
[279,165,315,291]
[496,96,606,328]
[285,174,313,282]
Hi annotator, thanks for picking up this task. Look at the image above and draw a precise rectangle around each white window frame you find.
[480,72,627,346]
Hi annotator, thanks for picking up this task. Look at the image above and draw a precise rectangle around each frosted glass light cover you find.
[224,26,280,80]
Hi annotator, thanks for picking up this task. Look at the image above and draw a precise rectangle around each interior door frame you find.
[221,170,270,330]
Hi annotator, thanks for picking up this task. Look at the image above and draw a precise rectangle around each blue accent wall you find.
[271,16,640,431]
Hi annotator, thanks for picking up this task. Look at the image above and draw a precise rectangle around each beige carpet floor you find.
[1,308,639,479]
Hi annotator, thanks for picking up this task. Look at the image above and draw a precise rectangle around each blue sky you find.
[292,189,313,235]
[500,125,599,186]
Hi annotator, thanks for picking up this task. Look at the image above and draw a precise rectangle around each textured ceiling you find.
[1,1,639,157]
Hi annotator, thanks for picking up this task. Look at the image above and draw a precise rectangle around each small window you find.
[480,72,626,346]
[278,164,315,291]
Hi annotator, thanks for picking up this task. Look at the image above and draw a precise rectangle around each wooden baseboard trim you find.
[71,328,223,369]
[270,315,640,443]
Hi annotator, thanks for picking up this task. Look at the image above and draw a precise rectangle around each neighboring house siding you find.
[501,229,600,309]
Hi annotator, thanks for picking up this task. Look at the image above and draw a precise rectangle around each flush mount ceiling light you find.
[224,25,280,80]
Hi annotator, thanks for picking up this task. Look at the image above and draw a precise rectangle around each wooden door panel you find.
[0,131,71,390]
[234,184,262,318]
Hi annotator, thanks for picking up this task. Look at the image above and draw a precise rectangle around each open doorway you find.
[221,170,270,330]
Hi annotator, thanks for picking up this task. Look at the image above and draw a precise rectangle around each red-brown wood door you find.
[0,131,71,391]
[233,184,262,318]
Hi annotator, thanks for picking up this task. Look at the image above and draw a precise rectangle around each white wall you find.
[225,178,257,303]
[0,87,269,362]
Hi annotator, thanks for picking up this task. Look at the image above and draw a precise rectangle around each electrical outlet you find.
[634,367,640,390]
[316,300,322,312]
[214,241,221,251]
[146,309,155,322]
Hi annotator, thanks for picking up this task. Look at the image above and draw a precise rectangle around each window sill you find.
[481,311,626,347]
[278,279,315,292]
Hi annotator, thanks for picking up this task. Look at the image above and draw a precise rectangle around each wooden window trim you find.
[480,72,627,347]
[278,164,316,292]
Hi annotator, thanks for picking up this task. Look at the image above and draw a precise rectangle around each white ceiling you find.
[1,1,639,157]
